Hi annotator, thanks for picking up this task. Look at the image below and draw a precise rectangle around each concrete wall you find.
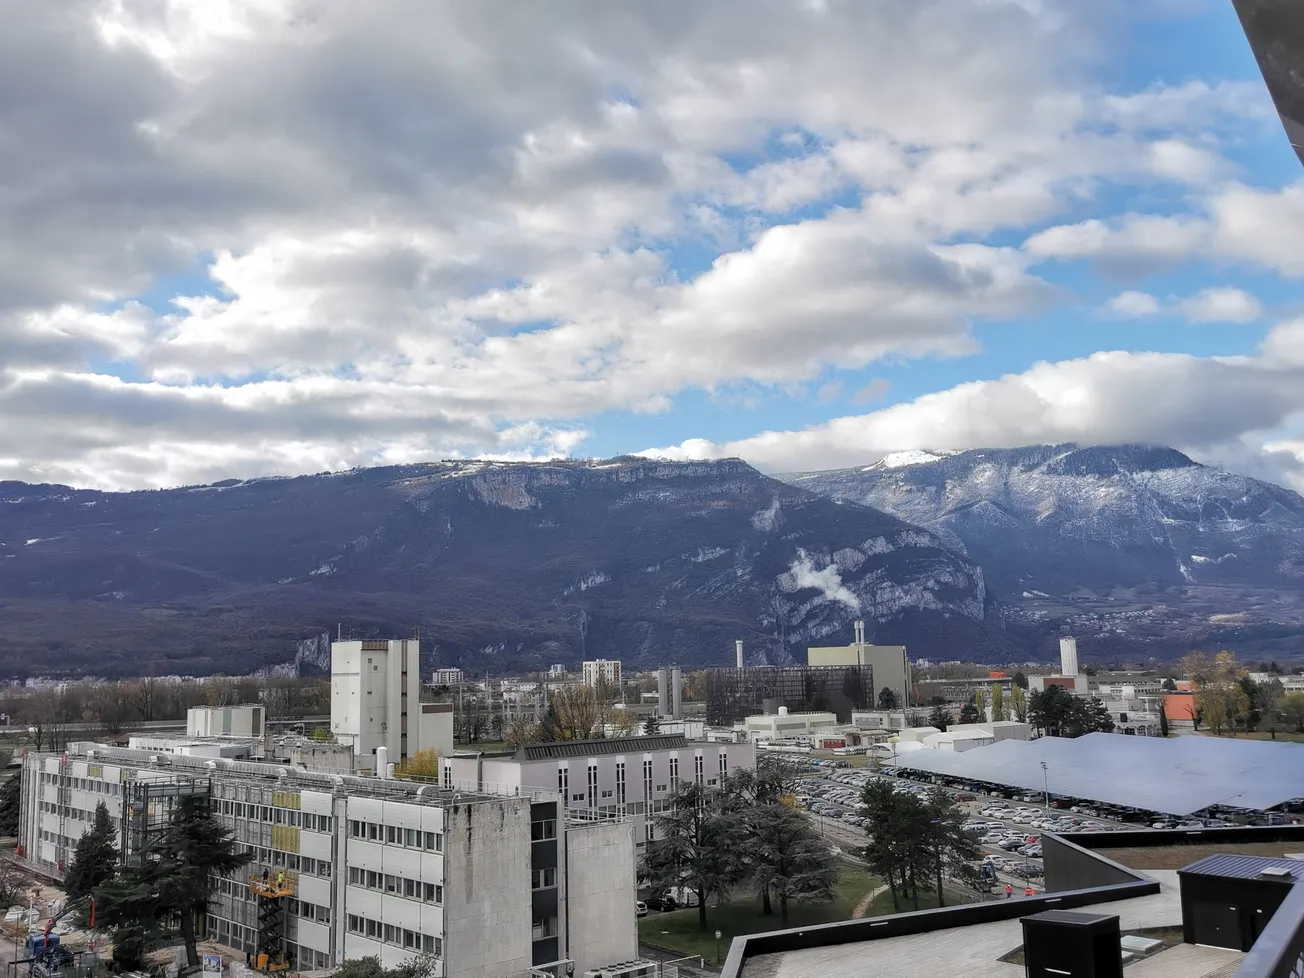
[807,644,909,705]
[442,798,534,978]
[416,703,454,758]
[565,820,638,974]
[187,705,265,738]
[1041,834,1142,893]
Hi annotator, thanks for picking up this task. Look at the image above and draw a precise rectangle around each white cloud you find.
[643,318,1304,491]
[0,1,1294,488]
[1104,290,1161,317]
[1178,287,1262,324]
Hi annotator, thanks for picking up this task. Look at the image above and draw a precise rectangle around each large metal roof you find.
[1179,853,1304,882]
[894,733,1304,816]
[1233,0,1304,168]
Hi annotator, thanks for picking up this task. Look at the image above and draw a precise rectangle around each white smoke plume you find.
[786,549,862,611]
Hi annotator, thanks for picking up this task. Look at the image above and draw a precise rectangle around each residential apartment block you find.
[17,743,637,978]
[442,734,756,845]
[580,660,622,690]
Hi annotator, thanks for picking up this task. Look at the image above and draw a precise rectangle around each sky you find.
[3,0,1304,492]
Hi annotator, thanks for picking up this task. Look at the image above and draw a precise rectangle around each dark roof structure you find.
[1179,854,1304,883]
[512,734,689,761]
[1234,0,1304,167]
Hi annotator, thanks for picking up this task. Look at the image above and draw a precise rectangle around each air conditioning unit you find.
[1260,866,1295,880]
[584,961,658,978]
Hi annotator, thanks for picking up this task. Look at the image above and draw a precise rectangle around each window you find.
[587,763,598,809]
[600,790,614,799]
[532,867,557,889]
[719,753,728,778]
[643,760,653,802]
[616,761,626,805]
[669,756,679,783]
[558,765,569,803]
[693,754,704,785]
[530,819,556,841]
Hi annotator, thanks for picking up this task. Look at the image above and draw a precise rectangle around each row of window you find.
[235,847,333,879]
[215,800,334,832]
[288,899,330,925]
[40,773,123,797]
[346,915,442,957]
[206,916,333,975]
[38,802,119,827]
[346,867,443,905]
[347,820,443,852]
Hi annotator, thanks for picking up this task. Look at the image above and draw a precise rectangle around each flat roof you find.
[894,733,1304,815]
[1179,853,1304,883]
[513,734,689,761]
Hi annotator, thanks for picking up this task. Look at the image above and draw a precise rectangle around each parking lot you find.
[794,765,1142,893]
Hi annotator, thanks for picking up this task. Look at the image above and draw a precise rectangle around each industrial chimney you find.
[735,640,744,669]
[657,668,669,717]
[671,666,683,720]
[854,619,866,647]
[1060,637,1079,677]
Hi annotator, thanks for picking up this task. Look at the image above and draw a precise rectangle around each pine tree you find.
[957,703,982,725]
[0,774,20,838]
[65,801,118,903]
[927,704,952,731]
[643,713,661,735]
[98,794,251,969]
[644,779,747,929]
[748,803,838,926]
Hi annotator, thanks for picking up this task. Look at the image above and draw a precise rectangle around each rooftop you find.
[512,734,689,761]
[1179,853,1304,883]
[895,732,1304,814]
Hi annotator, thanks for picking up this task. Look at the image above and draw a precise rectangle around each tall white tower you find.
[1060,637,1079,677]
[735,640,744,669]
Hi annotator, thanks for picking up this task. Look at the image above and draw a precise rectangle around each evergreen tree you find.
[876,687,898,710]
[927,704,952,731]
[1158,705,1170,738]
[643,713,661,735]
[921,788,979,907]
[98,794,251,969]
[747,803,838,926]
[957,703,982,725]
[0,774,20,838]
[65,801,118,903]
[643,779,747,929]
[1012,671,1029,690]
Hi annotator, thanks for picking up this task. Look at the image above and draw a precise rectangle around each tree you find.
[1028,685,1076,737]
[1078,697,1115,735]
[1012,671,1029,690]
[610,709,639,736]
[643,713,661,735]
[643,779,747,929]
[1198,687,1231,736]
[551,685,601,741]
[1160,677,1178,692]
[1158,705,1170,738]
[859,780,912,910]
[1009,686,1028,724]
[859,781,975,912]
[990,685,1006,722]
[396,749,440,780]
[97,794,251,969]
[747,803,838,926]
[957,702,982,724]
[927,705,952,732]
[921,788,980,907]
[876,687,899,710]
[1281,691,1304,733]
[0,773,20,838]
[64,801,119,903]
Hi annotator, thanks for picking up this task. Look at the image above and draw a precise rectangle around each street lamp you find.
[715,930,722,965]
[1040,761,1049,811]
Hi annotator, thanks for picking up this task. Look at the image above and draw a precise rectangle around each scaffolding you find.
[247,873,295,972]
[120,775,211,865]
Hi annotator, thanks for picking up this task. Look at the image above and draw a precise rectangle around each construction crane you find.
[247,872,295,972]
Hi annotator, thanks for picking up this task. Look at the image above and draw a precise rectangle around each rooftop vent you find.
[1260,866,1296,880]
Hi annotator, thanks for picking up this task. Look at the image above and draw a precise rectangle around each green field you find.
[637,867,970,963]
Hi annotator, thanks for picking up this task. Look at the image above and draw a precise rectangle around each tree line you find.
[1183,650,1304,738]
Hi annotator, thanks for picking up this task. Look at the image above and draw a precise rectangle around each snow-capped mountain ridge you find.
[780,443,1304,594]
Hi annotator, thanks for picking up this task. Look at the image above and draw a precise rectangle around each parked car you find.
[635,901,648,917]
[646,894,677,912]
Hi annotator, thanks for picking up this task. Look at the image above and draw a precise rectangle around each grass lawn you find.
[1199,730,1304,743]
[637,867,970,963]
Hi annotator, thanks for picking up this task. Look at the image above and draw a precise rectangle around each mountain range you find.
[2,443,1301,678]
[0,457,1006,678]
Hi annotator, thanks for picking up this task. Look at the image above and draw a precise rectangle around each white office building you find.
[742,708,839,743]
[581,660,622,690]
[442,734,756,846]
[17,743,638,978]
[331,640,454,772]
[188,704,266,739]
[431,668,465,686]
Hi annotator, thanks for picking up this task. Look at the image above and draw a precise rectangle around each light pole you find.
[1040,761,1049,811]
[715,930,722,965]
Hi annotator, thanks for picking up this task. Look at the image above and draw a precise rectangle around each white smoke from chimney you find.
[785,549,861,611]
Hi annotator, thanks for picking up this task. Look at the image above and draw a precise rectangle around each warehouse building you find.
[17,742,638,978]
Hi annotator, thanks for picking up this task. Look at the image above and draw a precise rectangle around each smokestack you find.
[1060,637,1079,677]
[671,666,683,720]
[657,668,669,717]
[375,746,388,779]
[735,640,744,669]
[854,619,865,647]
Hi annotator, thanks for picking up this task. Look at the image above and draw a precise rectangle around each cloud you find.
[0,1,1293,489]
[784,550,861,611]
[1178,287,1262,324]
[642,318,1304,491]
[852,379,892,405]
[1101,286,1262,323]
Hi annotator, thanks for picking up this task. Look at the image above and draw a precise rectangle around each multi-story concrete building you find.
[331,640,454,772]
[807,619,910,708]
[581,660,622,690]
[431,668,465,686]
[442,734,756,846]
[17,743,637,978]
[742,709,839,744]
[187,704,266,739]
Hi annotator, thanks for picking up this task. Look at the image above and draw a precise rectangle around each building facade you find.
[330,640,453,771]
[581,660,622,690]
[187,704,266,739]
[806,639,909,709]
[703,665,874,725]
[742,709,838,743]
[442,734,756,846]
[432,668,465,686]
[17,744,637,978]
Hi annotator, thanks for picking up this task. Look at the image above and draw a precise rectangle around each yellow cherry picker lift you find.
[246,871,295,972]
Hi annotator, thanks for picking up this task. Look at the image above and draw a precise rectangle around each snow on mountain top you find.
[864,450,953,471]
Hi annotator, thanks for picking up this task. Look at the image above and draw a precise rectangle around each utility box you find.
[1021,910,1123,978]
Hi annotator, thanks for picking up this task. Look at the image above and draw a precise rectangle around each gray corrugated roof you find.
[514,733,688,761]
[894,733,1304,815]
[1179,853,1304,882]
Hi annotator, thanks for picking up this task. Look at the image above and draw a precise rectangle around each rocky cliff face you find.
[0,457,1007,677]
[780,444,1304,596]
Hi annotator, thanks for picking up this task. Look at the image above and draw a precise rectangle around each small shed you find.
[1177,853,1304,951]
